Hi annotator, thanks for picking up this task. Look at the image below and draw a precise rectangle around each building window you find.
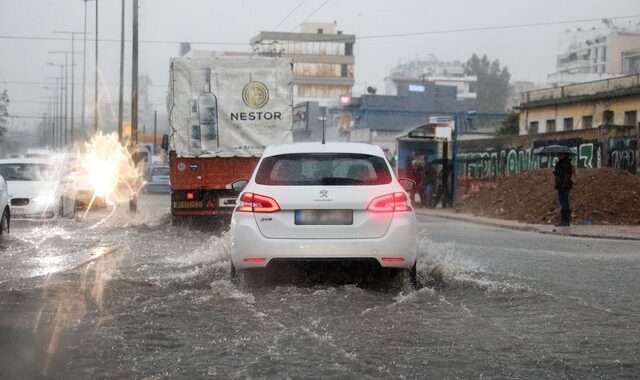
[317,28,323,34]
[345,42,353,56]
[341,64,348,77]
[582,115,593,129]
[603,110,614,125]
[529,121,539,135]
[563,117,574,131]
[546,119,556,133]
[624,111,637,126]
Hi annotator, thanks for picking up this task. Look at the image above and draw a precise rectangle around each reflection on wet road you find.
[0,194,639,378]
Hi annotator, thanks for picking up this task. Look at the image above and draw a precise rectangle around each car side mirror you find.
[398,178,416,192]
[161,134,169,151]
[230,179,249,192]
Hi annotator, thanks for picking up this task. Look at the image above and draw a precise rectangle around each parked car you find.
[144,165,170,193]
[62,167,107,211]
[0,158,65,219]
[0,174,9,236]
[230,142,418,285]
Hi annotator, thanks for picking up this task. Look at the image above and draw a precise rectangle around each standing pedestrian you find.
[553,153,574,226]
[422,157,438,208]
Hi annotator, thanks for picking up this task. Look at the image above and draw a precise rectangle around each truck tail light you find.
[367,192,412,213]
[237,192,280,213]
[186,192,195,200]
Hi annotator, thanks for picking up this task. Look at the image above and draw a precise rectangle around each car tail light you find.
[367,192,412,213]
[382,257,405,263]
[186,192,195,200]
[237,192,281,213]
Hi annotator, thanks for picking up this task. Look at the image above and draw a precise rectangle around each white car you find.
[0,174,9,236]
[230,142,418,285]
[0,158,64,219]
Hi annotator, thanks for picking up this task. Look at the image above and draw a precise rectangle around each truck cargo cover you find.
[168,56,293,157]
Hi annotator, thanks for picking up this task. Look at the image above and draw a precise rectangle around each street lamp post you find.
[43,86,57,150]
[47,63,64,148]
[54,31,83,144]
[49,52,79,148]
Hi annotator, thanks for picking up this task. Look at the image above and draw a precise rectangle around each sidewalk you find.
[416,208,640,241]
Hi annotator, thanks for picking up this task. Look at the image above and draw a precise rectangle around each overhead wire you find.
[272,0,309,31]
[1,14,639,45]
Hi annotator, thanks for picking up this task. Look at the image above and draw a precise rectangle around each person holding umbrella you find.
[553,152,574,226]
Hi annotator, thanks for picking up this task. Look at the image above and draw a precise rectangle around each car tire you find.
[0,208,9,236]
[230,262,239,285]
[409,261,419,289]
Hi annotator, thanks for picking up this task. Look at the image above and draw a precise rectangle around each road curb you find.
[416,209,640,241]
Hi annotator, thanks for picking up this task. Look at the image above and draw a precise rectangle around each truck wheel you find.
[0,209,9,236]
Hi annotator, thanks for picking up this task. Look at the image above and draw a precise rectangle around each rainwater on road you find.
[0,194,638,379]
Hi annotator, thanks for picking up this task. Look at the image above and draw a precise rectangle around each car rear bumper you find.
[145,183,171,193]
[10,203,57,219]
[231,212,417,270]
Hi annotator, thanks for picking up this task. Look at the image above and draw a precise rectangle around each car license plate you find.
[11,206,26,215]
[295,209,353,225]
[218,197,237,207]
[173,201,203,209]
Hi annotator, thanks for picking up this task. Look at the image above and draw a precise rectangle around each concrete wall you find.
[458,126,638,179]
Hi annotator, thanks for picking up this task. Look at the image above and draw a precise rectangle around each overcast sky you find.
[2,0,640,130]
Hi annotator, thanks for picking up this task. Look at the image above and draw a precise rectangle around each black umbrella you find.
[535,145,577,156]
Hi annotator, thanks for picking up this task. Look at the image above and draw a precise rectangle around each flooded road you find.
[1,194,639,379]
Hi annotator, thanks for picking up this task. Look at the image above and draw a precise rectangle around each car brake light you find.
[382,257,405,262]
[367,192,412,213]
[244,257,267,263]
[236,192,281,213]
[186,192,195,200]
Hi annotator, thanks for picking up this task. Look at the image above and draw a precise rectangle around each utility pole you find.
[118,0,125,143]
[130,0,139,213]
[153,110,157,155]
[131,0,138,149]
[81,0,89,135]
[95,0,99,132]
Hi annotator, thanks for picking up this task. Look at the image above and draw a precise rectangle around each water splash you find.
[74,132,143,221]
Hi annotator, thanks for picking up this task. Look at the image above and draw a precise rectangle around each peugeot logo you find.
[319,190,328,198]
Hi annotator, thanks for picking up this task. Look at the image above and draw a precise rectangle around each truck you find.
[163,56,293,223]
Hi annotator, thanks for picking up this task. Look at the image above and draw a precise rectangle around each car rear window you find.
[255,153,392,186]
[151,167,170,176]
[0,163,56,181]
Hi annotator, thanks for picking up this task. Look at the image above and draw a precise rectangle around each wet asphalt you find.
[0,194,638,379]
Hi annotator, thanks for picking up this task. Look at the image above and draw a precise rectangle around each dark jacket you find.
[422,162,438,184]
[553,156,573,190]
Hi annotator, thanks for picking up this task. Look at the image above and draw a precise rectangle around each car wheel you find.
[0,209,9,236]
[230,262,239,285]
[409,261,419,289]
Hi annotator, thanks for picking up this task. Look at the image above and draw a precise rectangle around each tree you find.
[0,90,8,142]
[495,110,519,136]
[465,54,511,113]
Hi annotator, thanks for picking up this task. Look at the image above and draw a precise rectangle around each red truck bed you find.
[169,151,259,218]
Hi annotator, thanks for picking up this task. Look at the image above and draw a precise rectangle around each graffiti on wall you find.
[458,139,602,178]
[608,137,637,174]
